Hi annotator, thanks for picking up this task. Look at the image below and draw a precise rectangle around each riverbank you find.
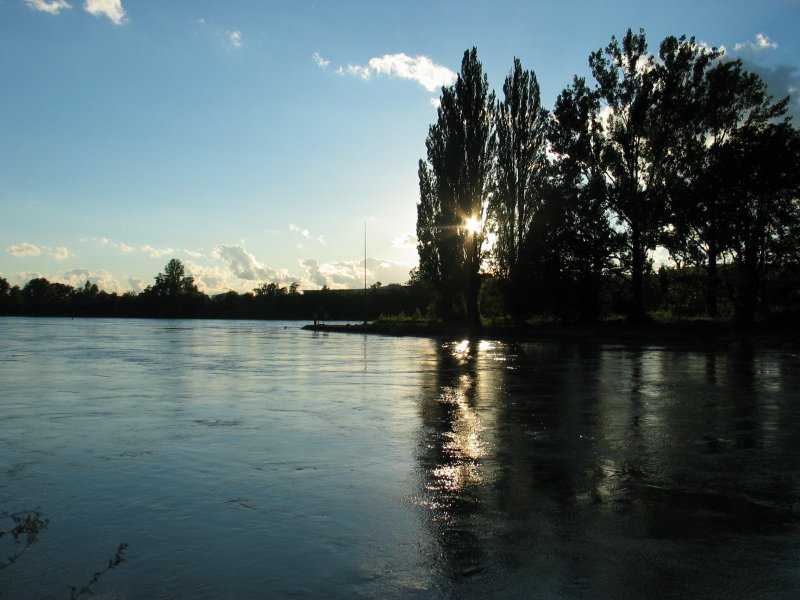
[302,318,800,350]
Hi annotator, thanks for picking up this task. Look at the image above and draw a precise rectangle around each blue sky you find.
[2,0,799,294]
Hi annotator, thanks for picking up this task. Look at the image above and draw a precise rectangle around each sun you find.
[464,216,482,234]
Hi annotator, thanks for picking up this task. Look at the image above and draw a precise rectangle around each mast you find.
[363,220,367,324]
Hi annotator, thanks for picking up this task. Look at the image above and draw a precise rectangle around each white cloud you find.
[298,258,326,287]
[298,257,412,289]
[289,223,312,239]
[51,247,71,261]
[141,244,175,258]
[7,242,43,257]
[196,18,244,50]
[62,268,125,293]
[430,97,442,108]
[84,0,125,24]
[734,32,778,52]
[127,277,146,293]
[368,53,457,92]
[336,65,372,80]
[313,52,330,68]
[183,249,206,259]
[184,263,230,295]
[7,242,72,260]
[332,53,456,96]
[25,0,72,15]
[288,223,324,244]
[392,233,418,249]
[228,30,242,48]
[212,244,290,282]
[82,236,134,253]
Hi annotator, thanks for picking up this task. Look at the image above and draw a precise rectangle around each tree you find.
[416,47,496,325]
[254,282,287,298]
[22,278,74,314]
[150,259,200,298]
[589,29,672,321]
[549,76,620,321]
[663,47,789,317]
[719,121,800,322]
[143,259,206,317]
[491,57,549,322]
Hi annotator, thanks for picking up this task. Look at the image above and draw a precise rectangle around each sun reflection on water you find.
[427,355,486,501]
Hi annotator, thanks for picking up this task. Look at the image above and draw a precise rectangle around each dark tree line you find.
[417,30,800,325]
[0,259,432,321]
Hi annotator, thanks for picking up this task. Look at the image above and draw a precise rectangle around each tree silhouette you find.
[549,76,620,321]
[142,259,206,317]
[720,122,800,322]
[491,57,549,322]
[150,259,199,298]
[417,47,495,325]
[589,29,672,321]
[663,47,790,317]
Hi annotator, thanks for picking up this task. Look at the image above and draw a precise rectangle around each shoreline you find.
[302,320,800,350]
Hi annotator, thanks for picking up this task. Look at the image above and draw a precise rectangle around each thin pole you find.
[364,220,367,324]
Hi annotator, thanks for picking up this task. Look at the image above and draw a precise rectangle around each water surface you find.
[1,318,798,598]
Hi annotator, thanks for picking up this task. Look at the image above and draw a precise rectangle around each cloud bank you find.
[212,244,290,283]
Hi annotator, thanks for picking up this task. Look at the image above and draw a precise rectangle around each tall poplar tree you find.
[416,48,495,325]
[491,58,549,322]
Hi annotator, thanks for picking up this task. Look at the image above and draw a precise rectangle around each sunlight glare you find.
[464,216,482,234]
[454,339,470,356]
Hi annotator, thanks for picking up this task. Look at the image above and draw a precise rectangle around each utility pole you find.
[363,220,367,324]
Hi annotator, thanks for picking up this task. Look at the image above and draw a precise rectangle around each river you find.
[1,318,798,598]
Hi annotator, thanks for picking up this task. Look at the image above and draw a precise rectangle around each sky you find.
[2,0,799,295]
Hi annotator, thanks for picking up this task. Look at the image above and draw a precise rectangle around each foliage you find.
[414,33,799,326]
[548,75,621,322]
[491,57,550,322]
[0,510,49,571]
[417,47,496,325]
[1,509,127,599]
[68,543,128,600]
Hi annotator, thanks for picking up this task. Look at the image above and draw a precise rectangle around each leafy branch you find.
[68,543,128,600]
[0,510,49,570]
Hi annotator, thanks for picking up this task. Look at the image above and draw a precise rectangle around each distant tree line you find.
[0,259,432,320]
[417,29,800,325]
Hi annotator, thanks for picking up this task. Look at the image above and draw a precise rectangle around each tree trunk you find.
[707,240,718,318]
[630,226,646,322]
[465,233,481,328]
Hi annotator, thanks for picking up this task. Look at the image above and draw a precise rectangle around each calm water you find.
[1,317,799,599]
